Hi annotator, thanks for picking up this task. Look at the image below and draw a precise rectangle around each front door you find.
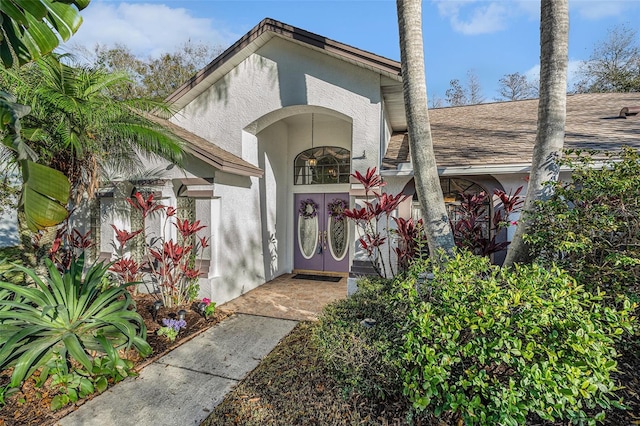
[294,193,349,272]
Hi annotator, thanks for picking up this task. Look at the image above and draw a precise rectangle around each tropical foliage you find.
[452,186,523,256]
[110,191,208,308]
[0,254,151,388]
[0,0,90,231]
[525,148,640,301]
[2,55,184,202]
[0,0,89,68]
[343,167,411,278]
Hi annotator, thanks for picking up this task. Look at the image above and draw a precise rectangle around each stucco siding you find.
[209,173,265,304]
[171,37,383,168]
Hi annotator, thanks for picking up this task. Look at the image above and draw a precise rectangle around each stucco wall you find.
[172,37,382,170]
[167,36,386,303]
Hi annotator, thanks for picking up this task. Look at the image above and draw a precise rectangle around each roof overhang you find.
[185,144,263,177]
[164,18,403,112]
[381,162,573,177]
[144,113,263,178]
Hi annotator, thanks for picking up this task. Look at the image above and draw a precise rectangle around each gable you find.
[165,18,401,112]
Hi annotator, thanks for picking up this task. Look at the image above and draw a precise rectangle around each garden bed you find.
[0,294,231,426]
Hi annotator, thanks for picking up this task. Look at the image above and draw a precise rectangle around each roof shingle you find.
[383,92,640,170]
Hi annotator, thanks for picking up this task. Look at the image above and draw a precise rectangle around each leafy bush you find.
[525,148,640,300]
[0,254,151,388]
[313,277,405,400]
[398,251,635,425]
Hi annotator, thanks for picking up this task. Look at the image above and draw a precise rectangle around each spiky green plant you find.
[0,254,151,388]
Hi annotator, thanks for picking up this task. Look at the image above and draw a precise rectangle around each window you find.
[412,178,491,238]
[294,147,350,185]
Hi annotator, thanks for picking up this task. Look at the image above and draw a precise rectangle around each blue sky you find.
[65,0,640,101]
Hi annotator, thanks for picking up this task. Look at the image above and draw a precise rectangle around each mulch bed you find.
[0,293,231,426]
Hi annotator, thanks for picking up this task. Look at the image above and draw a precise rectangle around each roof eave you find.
[381,162,604,177]
[186,146,264,178]
[165,18,402,110]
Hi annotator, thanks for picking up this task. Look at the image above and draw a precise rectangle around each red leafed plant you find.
[451,187,523,256]
[344,167,415,278]
[46,214,94,272]
[110,192,209,308]
[344,168,523,277]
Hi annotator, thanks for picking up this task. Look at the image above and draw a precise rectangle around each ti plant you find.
[343,167,411,278]
[110,192,209,308]
[0,254,151,388]
[451,187,523,256]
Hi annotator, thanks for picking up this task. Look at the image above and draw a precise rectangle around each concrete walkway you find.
[58,314,298,426]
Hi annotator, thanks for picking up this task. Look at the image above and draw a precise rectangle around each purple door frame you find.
[294,193,349,273]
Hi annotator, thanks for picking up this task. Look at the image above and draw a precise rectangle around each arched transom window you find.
[294,147,350,185]
[412,177,491,237]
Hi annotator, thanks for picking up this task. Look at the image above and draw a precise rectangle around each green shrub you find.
[525,147,640,301]
[313,277,405,400]
[0,254,151,388]
[399,251,635,425]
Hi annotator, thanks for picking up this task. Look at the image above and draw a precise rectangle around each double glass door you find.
[293,193,349,272]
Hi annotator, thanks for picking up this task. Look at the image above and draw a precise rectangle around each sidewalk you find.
[57,314,298,426]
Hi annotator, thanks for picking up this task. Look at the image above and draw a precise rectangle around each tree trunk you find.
[504,0,569,266]
[397,0,455,261]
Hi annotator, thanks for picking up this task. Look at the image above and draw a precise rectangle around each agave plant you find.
[0,254,151,388]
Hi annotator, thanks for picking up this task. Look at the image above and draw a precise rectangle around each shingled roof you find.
[145,114,263,177]
[383,92,640,171]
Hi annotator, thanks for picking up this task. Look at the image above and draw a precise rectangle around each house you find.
[83,18,640,305]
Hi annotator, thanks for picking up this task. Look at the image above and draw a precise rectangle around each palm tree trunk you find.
[396,0,455,261]
[504,0,569,266]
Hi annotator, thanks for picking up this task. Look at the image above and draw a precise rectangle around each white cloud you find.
[524,59,584,89]
[570,0,634,20]
[514,0,541,19]
[63,2,239,59]
[436,0,637,36]
[436,1,510,35]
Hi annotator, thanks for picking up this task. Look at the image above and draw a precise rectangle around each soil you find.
[0,294,231,426]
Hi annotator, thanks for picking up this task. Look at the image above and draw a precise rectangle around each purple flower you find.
[162,318,187,332]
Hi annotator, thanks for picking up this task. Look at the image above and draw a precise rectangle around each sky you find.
[62,0,640,102]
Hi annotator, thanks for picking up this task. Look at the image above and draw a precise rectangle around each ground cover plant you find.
[204,322,410,426]
[313,277,405,402]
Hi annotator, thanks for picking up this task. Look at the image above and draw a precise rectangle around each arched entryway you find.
[250,108,353,277]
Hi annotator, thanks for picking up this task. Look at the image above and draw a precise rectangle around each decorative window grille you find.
[412,178,491,238]
[294,147,350,185]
